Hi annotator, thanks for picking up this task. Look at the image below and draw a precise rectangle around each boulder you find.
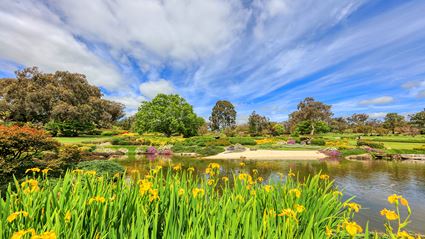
[400,154,425,161]
[345,153,373,161]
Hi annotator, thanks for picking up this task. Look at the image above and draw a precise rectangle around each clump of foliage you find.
[75,160,124,177]
[310,138,326,146]
[0,125,59,175]
[340,148,369,157]
[134,94,204,137]
[295,121,331,135]
[111,136,142,145]
[101,130,125,136]
[1,167,419,238]
[205,138,231,146]
[356,140,385,149]
[195,146,225,156]
[383,113,406,134]
[229,137,257,145]
[409,109,425,134]
[0,67,124,136]
[209,100,236,131]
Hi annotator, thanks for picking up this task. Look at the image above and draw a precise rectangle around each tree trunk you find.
[310,123,315,135]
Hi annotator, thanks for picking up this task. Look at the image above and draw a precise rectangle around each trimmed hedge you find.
[356,140,385,149]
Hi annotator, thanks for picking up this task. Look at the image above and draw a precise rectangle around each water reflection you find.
[118,156,425,233]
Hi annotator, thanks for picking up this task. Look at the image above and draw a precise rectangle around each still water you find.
[118,156,425,233]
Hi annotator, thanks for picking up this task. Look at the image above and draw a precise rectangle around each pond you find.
[118,156,425,233]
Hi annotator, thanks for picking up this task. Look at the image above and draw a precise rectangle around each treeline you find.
[1,67,424,137]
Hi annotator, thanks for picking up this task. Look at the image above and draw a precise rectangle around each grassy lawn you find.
[382,142,424,150]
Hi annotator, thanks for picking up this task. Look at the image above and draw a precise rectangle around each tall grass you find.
[0,166,418,238]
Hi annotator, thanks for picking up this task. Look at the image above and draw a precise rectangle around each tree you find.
[0,67,124,136]
[288,97,333,135]
[248,111,270,136]
[0,125,59,174]
[209,100,236,131]
[270,123,285,136]
[383,113,406,134]
[330,117,349,133]
[134,94,204,137]
[295,121,331,135]
[409,109,425,134]
[348,113,370,135]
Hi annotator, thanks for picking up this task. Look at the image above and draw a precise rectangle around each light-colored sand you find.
[203,149,326,160]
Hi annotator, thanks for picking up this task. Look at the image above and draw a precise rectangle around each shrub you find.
[75,160,124,176]
[101,130,123,136]
[111,137,142,145]
[340,148,369,157]
[311,138,326,146]
[229,137,257,145]
[0,125,59,174]
[205,138,231,146]
[195,146,225,156]
[356,140,385,149]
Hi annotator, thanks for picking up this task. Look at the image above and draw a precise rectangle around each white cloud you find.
[359,96,394,105]
[368,112,387,119]
[48,0,249,63]
[139,79,175,99]
[0,1,124,90]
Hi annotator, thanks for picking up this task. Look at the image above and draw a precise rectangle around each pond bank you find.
[203,149,326,160]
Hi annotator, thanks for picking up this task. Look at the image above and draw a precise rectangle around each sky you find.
[1,0,425,123]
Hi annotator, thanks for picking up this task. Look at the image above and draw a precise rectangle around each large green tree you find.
[409,109,425,134]
[134,94,204,137]
[347,113,370,135]
[248,111,270,136]
[0,67,124,136]
[209,100,236,131]
[383,113,406,134]
[288,97,333,135]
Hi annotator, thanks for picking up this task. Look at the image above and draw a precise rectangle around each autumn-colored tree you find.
[0,67,124,136]
[209,100,237,131]
[288,97,333,135]
[0,125,59,174]
[330,117,349,133]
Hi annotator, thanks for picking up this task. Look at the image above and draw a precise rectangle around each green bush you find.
[311,138,326,146]
[229,137,257,145]
[171,144,200,153]
[340,148,368,157]
[181,136,216,146]
[101,130,123,136]
[195,146,225,156]
[205,138,231,146]
[356,140,385,149]
[111,137,142,145]
[75,160,124,176]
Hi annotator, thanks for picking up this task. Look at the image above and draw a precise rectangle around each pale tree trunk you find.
[310,123,315,135]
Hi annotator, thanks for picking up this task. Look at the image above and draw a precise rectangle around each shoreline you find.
[203,149,327,160]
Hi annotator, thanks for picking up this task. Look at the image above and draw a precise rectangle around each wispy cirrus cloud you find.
[1,0,425,119]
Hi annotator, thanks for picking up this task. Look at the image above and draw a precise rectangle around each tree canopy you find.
[0,67,124,136]
[248,111,270,136]
[209,100,236,131]
[409,109,425,134]
[134,94,204,137]
[383,113,406,134]
[288,97,333,135]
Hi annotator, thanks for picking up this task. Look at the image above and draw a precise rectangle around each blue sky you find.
[1,0,425,122]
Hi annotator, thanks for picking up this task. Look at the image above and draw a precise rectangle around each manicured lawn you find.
[382,142,424,150]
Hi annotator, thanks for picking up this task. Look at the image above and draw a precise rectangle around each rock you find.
[226,144,246,153]
[345,153,373,161]
[400,154,425,160]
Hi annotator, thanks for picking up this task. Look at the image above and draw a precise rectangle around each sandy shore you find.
[203,149,326,160]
